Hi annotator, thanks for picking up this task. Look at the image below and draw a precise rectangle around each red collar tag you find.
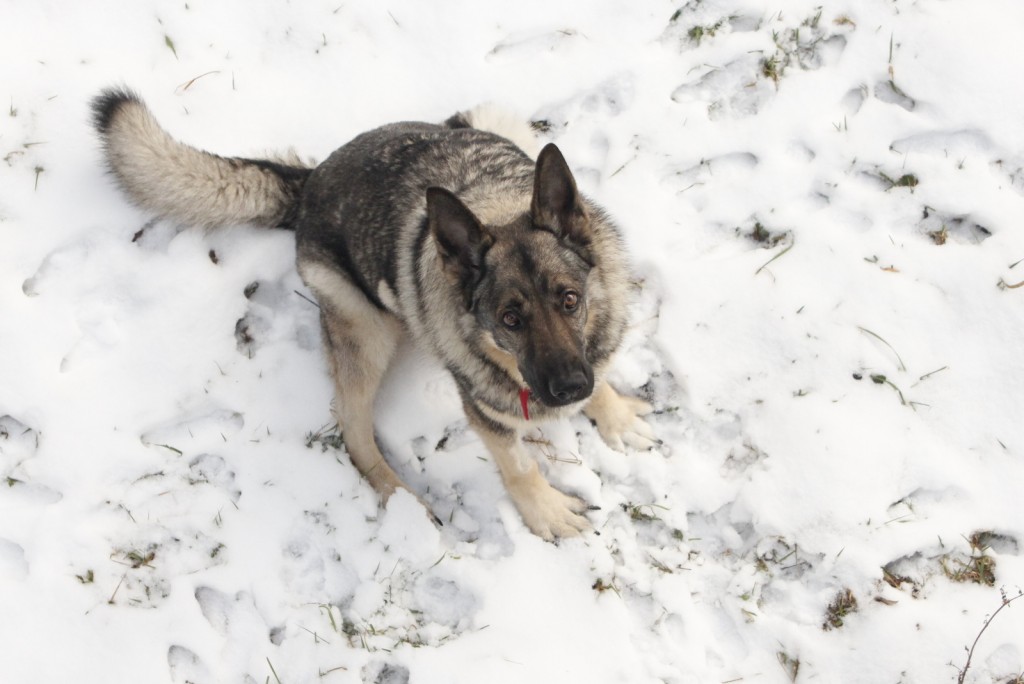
[519,388,531,421]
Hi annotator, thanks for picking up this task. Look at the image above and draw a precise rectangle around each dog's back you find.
[293,121,536,308]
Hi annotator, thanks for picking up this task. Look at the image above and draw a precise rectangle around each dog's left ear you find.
[531,143,593,263]
[427,187,492,308]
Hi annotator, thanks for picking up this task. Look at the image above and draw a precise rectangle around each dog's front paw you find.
[506,471,592,541]
[585,388,658,452]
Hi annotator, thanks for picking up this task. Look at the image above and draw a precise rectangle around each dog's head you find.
[428,144,596,408]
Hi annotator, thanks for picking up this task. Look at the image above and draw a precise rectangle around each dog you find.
[91,88,656,540]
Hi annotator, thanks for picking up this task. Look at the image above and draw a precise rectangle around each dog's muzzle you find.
[527,359,594,408]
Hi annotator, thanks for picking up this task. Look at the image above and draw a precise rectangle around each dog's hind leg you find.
[300,262,412,506]
[464,403,591,541]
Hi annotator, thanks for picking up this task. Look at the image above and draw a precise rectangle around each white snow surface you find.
[2,1,1024,682]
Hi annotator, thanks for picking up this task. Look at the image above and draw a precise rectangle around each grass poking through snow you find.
[823,588,858,630]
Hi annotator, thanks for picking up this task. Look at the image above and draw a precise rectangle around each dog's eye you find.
[502,311,522,329]
[562,291,580,311]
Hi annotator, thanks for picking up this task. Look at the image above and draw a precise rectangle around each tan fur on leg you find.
[467,410,591,541]
[584,381,657,452]
[302,260,413,505]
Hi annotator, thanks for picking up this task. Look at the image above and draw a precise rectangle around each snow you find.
[2,0,1024,682]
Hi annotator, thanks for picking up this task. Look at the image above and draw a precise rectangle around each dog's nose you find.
[549,371,589,403]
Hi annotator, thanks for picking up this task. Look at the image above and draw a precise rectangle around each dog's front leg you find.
[465,405,592,541]
[584,381,658,452]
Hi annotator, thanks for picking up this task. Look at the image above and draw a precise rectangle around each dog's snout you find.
[522,356,595,408]
[548,369,591,404]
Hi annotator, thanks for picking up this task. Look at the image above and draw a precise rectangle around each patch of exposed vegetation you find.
[942,531,998,586]
[823,588,858,630]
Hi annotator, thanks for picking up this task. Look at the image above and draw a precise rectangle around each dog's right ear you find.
[427,187,492,308]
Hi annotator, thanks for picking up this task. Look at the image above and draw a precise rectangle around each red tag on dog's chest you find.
[519,388,531,421]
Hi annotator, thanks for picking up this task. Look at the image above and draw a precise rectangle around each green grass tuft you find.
[942,532,998,586]
[823,589,858,630]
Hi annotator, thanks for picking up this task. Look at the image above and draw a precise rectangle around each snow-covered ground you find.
[3,0,1024,682]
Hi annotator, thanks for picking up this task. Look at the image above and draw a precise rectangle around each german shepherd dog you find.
[92,88,656,540]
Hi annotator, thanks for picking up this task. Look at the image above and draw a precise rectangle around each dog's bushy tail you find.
[445,104,540,159]
[92,88,311,229]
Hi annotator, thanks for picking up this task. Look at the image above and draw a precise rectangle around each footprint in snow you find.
[188,453,242,503]
[362,660,410,684]
[672,57,775,120]
[0,538,28,581]
[20,240,92,297]
[167,645,212,684]
[141,409,244,451]
[234,278,320,356]
[874,80,917,112]
[918,206,992,245]
[413,574,479,629]
[194,586,278,668]
[891,129,993,158]
[1,415,61,506]
[0,415,38,458]
[529,76,634,184]
[486,29,579,60]
[532,74,635,136]
[841,85,869,115]
[661,4,761,47]
[129,218,186,252]
[666,152,759,189]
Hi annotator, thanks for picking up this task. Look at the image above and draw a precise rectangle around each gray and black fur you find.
[92,88,655,540]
